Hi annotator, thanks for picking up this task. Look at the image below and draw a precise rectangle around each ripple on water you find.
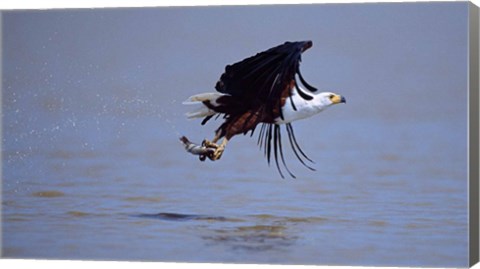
[250,214,329,224]
[123,196,163,203]
[203,224,298,252]
[5,216,29,222]
[133,212,331,253]
[66,211,91,217]
[31,191,65,198]
[368,220,388,227]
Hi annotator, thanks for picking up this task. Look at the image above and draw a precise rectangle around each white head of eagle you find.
[184,40,346,178]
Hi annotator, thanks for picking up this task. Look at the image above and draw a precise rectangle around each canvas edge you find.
[0,10,4,259]
[469,1,480,267]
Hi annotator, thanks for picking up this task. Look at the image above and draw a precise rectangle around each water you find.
[2,116,469,266]
[2,3,469,267]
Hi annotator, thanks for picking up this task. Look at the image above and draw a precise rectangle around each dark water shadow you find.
[134,212,329,253]
[135,212,238,222]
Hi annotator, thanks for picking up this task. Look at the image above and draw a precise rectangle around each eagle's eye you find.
[329,94,335,99]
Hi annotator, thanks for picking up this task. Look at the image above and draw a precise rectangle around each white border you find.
[1,1,478,269]
[1,259,470,269]
[0,0,479,10]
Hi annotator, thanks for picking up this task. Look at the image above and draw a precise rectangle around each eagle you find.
[183,40,346,178]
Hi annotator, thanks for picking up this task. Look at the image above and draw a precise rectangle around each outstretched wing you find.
[213,41,319,178]
[215,40,317,121]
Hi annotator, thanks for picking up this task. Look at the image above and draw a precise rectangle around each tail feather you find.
[184,92,229,119]
[183,92,227,105]
[185,106,216,119]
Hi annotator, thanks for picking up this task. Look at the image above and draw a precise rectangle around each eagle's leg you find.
[202,130,229,161]
[202,139,219,149]
[202,131,222,149]
[210,138,228,161]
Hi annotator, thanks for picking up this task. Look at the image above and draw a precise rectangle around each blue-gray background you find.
[2,2,469,267]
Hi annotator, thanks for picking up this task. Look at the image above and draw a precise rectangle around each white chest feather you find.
[274,88,329,124]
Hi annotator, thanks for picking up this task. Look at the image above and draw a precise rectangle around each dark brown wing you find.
[215,40,316,121]
[211,41,318,178]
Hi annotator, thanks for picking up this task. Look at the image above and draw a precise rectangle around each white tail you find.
[183,92,229,119]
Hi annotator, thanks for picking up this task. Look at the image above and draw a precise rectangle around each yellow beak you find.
[331,94,346,104]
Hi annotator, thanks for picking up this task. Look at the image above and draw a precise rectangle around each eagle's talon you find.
[208,146,224,161]
[202,139,218,149]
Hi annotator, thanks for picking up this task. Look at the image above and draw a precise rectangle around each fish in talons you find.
[180,136,225,161]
